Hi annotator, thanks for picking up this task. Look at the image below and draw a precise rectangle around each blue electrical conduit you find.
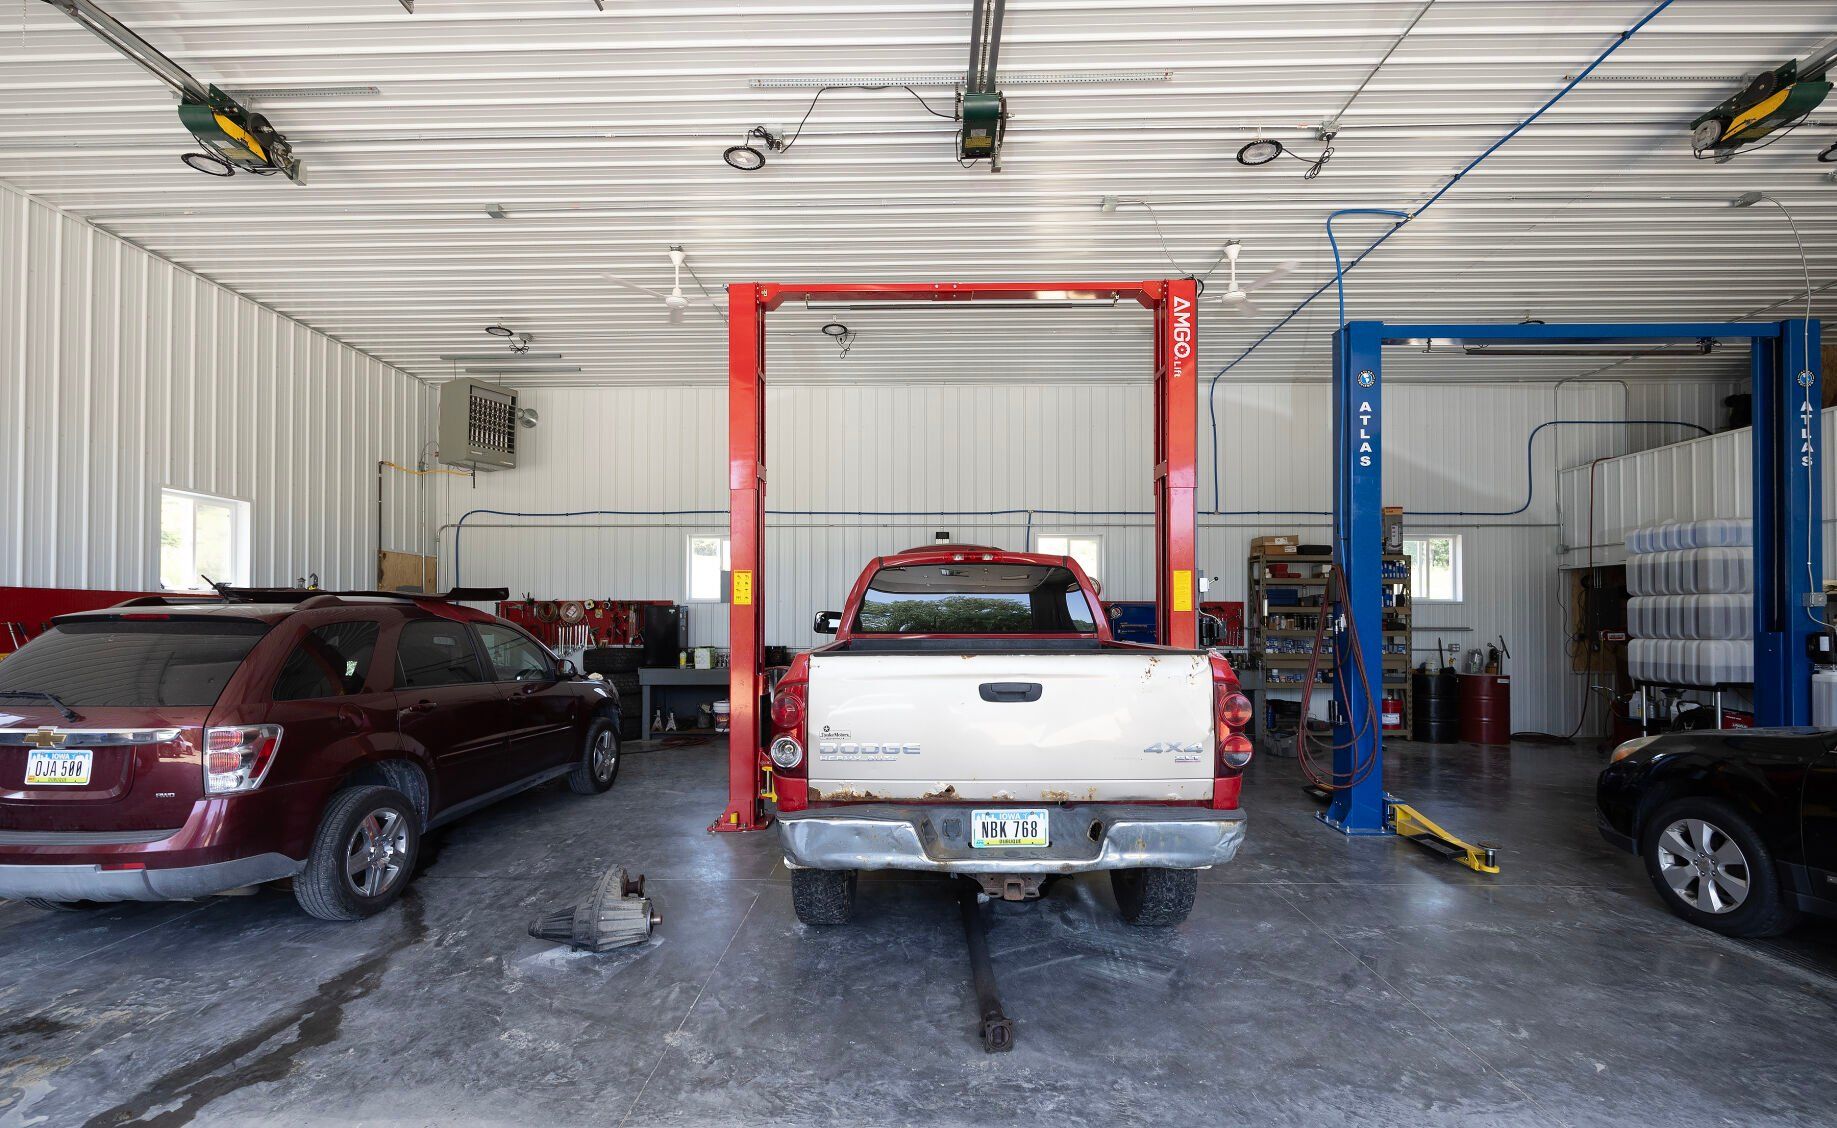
[1204,0,1679,511]
[1411,418,1710,517]
[453,506,1150,584]
[449,411,1701,582]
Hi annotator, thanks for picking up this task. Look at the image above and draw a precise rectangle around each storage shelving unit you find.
[1244,551,1413,734]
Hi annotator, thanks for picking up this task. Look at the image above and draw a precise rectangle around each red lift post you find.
[713,280,1200,832]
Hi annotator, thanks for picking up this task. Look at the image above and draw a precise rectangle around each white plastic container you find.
[1626,548,1753,597]
[1628,639,1753,687]
[1815,669,1837,728]
[1625,519,1752,555]
[1627,595,1753,640]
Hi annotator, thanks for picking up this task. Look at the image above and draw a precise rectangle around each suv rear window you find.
[854,563,1097,634]
[0,619,268,707]
[274,621,381,701]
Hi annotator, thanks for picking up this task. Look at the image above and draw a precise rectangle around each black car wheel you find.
[294,785,421,922]
[791,868,857,925]
[21,898,106,912]
[567,717,621,795]
[1640,798,1798,938]
[1111,867,1197,927]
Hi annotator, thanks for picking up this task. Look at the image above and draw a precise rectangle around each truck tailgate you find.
[804,650,1213,802]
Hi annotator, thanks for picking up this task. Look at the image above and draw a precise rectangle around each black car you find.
[1598,728,1837,937]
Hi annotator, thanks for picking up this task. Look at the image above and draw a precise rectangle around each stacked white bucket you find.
[1624,520,1753,687]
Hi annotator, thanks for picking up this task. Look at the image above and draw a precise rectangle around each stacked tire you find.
[584,648,644,740]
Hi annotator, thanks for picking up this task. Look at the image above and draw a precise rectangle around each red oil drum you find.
[1459,674,1511,745]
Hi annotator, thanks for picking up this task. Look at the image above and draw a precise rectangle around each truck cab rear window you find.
[0,620,267,707]
[854,564,1097,634]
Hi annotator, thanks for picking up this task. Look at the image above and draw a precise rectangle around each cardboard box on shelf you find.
[1251,535,1300,554]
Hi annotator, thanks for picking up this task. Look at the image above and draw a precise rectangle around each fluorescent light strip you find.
[460,366,581,374]
[437,353,565,361]
[228,85,382,100]
[749,71,1170,89]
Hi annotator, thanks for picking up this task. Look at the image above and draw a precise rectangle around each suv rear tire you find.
[791,868,857,925]
[294,785,421,922]
[567,717,621,795]
[1111,867,1197,926]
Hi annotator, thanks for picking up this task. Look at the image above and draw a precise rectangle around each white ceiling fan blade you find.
[1238,298,1265,317]
[1242,260,1299,293]
[604,276,670,301]
[668,306,686,324]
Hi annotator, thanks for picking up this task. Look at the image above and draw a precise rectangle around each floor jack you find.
[958,884,1015,1052]
[1302,787,1500,875]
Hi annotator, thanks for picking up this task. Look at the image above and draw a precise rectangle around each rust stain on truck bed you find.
[922,783,958,800]
[809,786,882,801]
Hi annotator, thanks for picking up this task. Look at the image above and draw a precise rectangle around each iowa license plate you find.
[970,808,1050,848]
[25,750,92,786]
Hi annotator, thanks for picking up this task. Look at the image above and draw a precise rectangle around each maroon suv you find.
[0,589,621,920]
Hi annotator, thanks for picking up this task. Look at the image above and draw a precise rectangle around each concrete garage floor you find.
[3,739,1835,1127]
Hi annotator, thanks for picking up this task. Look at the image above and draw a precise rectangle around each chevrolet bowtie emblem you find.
[24,727,66,749]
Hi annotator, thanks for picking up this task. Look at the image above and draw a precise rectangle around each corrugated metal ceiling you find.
[2,0,1832,385]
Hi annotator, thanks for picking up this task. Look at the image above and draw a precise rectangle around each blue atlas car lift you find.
[1326,319,1824,836]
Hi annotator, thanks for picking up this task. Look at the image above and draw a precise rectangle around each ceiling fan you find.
[604,247,723,324]
[1211,242,1297,317]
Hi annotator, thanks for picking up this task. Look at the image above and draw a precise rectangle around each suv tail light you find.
[203,724,283,795]
[1216,689,1254,771]
[769,679,806,774]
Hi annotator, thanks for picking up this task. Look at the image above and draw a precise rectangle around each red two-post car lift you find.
[713,279,1202,832]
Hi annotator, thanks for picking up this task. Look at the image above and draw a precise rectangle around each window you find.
[274,622,380,701]
[475,623,555,683]
[854,563,1098,634]
[1034,534,1103,583]
[160,488,250,591]
[394,621,486,688]
[1403,534,1463,602]
[0,620,267,708]
[686,534,731,603]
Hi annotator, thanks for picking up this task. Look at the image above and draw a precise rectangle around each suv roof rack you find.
[226,586,510,605]
[111,587,510,609]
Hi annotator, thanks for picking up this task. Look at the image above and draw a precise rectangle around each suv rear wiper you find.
[0,691,81,722]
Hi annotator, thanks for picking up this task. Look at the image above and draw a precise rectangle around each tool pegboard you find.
[496,597,676,648]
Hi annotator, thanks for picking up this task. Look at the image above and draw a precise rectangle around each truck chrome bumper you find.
[778,804,1245,874]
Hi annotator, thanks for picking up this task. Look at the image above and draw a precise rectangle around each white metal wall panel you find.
[438,378,1649,729]
[0,181,433,591]
[1559,407,1836,570]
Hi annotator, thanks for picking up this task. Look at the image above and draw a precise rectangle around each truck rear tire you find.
[791,868,857,925]
[1111,867,1197,926]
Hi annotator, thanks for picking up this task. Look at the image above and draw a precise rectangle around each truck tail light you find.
[203,724,282,795]
[770,685,805,732]
[1215,689,1254,772]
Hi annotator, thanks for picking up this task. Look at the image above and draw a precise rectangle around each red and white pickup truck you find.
[764,545,1250,927]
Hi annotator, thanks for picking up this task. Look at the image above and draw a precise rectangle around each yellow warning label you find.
[1172,570,1194,612]
[733,570,753,606]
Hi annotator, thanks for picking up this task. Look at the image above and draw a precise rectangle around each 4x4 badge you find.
[24,727,66,749]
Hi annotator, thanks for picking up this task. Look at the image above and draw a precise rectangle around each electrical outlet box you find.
[438,377,519,471]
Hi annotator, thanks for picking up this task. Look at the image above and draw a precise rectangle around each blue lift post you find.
[1324,320,1822,836]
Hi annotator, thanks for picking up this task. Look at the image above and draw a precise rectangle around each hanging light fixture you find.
[1236,138,1285,166]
